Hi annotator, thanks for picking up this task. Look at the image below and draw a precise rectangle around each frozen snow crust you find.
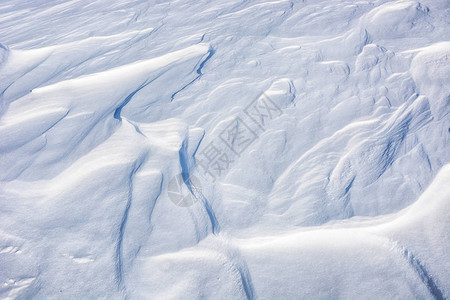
[0,0,449,299]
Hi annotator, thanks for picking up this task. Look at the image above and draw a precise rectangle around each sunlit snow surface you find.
[0,0,449,299]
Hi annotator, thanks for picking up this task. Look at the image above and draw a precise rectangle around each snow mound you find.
[362,1,433,39]
[410,41,450,118]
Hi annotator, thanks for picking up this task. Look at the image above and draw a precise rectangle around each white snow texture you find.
[0,0,449,299]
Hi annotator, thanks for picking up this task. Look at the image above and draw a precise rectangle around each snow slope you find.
[0,0,449,299]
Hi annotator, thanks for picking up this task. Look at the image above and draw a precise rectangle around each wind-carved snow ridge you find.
[114,82,150,121]
[179,132,220,234]
[170,47,215,101]
[0,0,449,299]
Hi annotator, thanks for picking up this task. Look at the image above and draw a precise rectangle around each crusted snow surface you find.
[0,0,449,299]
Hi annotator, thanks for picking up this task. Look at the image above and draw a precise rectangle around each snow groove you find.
[179,139,220,234]
[114,160,145,290]
[190,182,220,234]
[233,252,255,300]
[386,240,447,300]
[203,236,256,300]
[400,247,446,300]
